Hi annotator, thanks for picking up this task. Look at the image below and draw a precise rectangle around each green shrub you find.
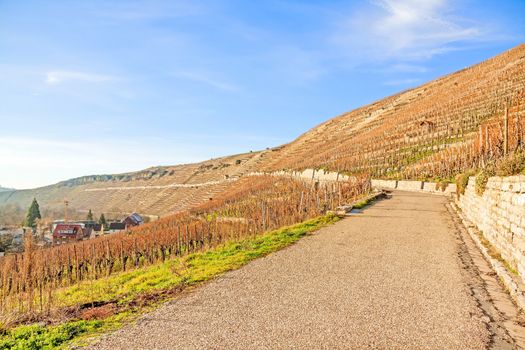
[0,321,102,350]
[475,168,495,196]
[352,196,374,209]
[495,151,525,177]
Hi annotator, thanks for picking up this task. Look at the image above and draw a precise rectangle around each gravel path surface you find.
[89,191,492,349]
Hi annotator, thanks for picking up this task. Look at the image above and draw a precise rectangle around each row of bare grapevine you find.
[0,175,370,325]
[262,44,525,179]
[403,91,525,178]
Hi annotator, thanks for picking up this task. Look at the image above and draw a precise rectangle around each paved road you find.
[90,191,518,349]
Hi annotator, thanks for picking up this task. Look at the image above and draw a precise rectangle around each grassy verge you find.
[352,195,376,209]
[476,231,519,276]
[1,214,339,350]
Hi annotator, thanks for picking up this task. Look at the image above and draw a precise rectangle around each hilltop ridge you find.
[0,150,269,219]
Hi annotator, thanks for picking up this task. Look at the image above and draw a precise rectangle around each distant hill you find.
[1,43,524,222]
[0,151,270,220]
[0,187,15,193]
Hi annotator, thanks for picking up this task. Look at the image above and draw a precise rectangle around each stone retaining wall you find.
[252,170,456,195]
[370,179,398,189]
[371,179,456,195]
[269,169,351,182]
[397,180,424,191]
[456,175,525,284]
[249,169,456,195]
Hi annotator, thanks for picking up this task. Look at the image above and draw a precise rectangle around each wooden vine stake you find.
[504,104,509,156]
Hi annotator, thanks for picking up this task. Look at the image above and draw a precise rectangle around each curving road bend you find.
[89,191,524,349]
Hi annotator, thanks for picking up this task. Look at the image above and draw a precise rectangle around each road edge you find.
[449,201,525,312]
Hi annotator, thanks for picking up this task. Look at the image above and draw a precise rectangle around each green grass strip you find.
[1,214,339,350]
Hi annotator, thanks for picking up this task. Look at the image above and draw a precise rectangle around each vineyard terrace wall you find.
[456,175,525,285]
[249,169,351,183]
[250,169,457,195]
[371,179,457,195]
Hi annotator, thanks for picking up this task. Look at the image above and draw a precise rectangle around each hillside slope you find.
[260,43,525,179]
[0,151,270,219]
[1,43,524,220]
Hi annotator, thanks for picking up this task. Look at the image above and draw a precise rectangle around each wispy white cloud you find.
[171,71,239,92]
[45,70,116,85]
[332,0,486,62]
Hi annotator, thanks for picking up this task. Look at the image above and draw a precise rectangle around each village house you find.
[49,213,144,242]
[52,223,90,244]
[122,213,144,228]
[108,222,126,233]
[105,213,143,233]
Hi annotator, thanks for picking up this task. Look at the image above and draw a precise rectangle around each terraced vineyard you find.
[260,43,525,180]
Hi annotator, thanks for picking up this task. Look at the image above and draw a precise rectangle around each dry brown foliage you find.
[0,175,369,324]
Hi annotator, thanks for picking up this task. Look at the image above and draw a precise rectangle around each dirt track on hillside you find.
[89,191,524,349]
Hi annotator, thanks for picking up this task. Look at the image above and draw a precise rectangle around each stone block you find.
[511,224,525,238]
[301,169,316,180]
[371,179,397,189]
[508,175,524,183]
[512,194,525,206]
[510,213,522,226]
[513,238,525,254]
[396,180,423,191]
[318,172,339,182]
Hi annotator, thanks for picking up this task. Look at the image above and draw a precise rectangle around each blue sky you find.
[1,0,524,189]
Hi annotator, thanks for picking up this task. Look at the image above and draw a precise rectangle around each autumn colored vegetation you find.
[409,92,525,180]
[0,175,370,328]
[262,44,525,181]
[2,44,525,346]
